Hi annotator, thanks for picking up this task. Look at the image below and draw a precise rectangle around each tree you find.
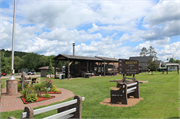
[147,60,159,74]
[14,56,24,73]
[46,59,54,77]
[175,60,180,64]
[139,46,157,60]
[148,46,157,59]
[169,58,175,63]
[139,47,148,56]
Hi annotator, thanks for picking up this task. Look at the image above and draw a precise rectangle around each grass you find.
[0,71,179,118]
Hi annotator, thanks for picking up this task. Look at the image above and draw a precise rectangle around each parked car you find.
[27,71,36,75]
[1,72,7,76]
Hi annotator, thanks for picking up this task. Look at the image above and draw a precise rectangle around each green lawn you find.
[0,71,179,118]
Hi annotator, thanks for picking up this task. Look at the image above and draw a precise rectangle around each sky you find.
[0,0,179,62]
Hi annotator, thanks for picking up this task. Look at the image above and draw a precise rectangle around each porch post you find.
[104,61,105,76]
[54,60,57,79]
[68,60,70,79]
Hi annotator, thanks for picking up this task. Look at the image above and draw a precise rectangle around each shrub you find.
[21,88,28,98]
[42,93,51,98]
[51,85,60,93]
[1,82,6,93]
[26,94,38,102]
[21,83,35,97]
[43,79,53,88]
[18,83,22,91]
[54,89,60,93]
[33,83,43,97]
[42,87,51,93]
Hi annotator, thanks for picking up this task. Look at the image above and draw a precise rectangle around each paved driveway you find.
[1,74,41,79]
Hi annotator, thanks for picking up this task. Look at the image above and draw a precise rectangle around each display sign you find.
[119,59,139,74]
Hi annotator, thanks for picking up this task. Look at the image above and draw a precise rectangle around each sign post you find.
[119,59,139,75]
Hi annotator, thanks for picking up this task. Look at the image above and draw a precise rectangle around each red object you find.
[20,96,55,104]
[1,73,6,76]
[41,91,61,94]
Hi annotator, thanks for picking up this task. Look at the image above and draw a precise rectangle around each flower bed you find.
[21,96,55,104]
[18,79,61,104]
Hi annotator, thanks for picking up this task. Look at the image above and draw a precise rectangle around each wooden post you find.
[68,60,70,79]
[87,61,88,72]
[104,61,105,76]
[23,106,34,119]
[101,62,102,76]
[113,62,114,76]
[97,62,99,75]
[177,65,179,74]
[54,60,57,79]
[72,95,82,119]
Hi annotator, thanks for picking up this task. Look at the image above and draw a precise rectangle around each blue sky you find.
[0,0,179,62]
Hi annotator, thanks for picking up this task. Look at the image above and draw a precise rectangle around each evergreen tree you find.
[139,47,148,56]
[46,59,54,77]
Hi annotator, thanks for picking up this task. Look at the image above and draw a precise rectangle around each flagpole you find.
[9,0,16,80]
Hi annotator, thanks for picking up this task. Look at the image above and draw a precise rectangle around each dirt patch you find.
[110,87,119,90]
[21,96,55,104]
[100,97,144,107]
[139,81,148,83]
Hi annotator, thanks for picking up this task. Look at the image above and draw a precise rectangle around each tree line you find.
[0,49,67,74]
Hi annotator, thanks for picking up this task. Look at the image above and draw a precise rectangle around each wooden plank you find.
[127,90,135,94]
[127,87,136,92]
[21,112,27,118]
[57,114,74,119]
[34,99,77,115]
[43,108,76,119]
[127,82,137,87]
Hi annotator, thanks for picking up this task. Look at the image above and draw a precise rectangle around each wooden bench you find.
[110,81,139,104]
[110,76,136,88]
[7,95,85,119]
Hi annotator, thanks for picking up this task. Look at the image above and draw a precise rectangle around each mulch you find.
[100,97,144,107]
[21,96,55,104]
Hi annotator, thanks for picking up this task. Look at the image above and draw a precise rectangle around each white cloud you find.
[144,0,180,26]
[88,23,99,33]
[141,20,180,40]
[158,41,180,61]
[0,0,179,62]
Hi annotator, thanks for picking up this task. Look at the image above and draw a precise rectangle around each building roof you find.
[39,66,59,70]
[95,56,118,62]
[54,54,118,62]
[165,62,180,66]
[129,56,154,63]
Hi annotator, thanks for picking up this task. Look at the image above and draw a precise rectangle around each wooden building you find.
[53,54,118,79]
[39,66,59,77]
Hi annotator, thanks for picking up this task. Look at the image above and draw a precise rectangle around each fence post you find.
[23,106,34,119]
[72,95,82,119]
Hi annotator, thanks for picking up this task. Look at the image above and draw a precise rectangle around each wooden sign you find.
[119,59,139,74]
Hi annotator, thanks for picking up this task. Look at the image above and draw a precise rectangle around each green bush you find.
[20,88,28,97]
[17,83,22,91]
[42,93,51,98]
[33,83,43,96]
[1,81,6,93]
[43,79,53,88]
[51,85,60,92]
[54,89,60,93]
[26,94,38,102]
